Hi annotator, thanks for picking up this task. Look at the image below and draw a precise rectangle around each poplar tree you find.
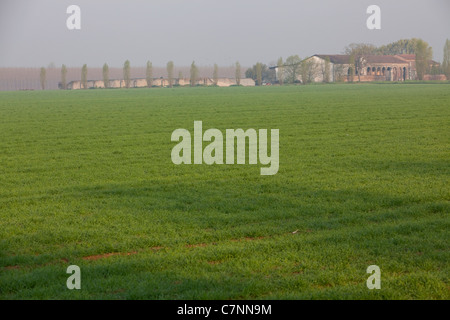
[146,61,153,88]
[81,64,88,89]
[213,64,219,86]
[190,61,198,87]
[277,57,284,85]
[285,55,301,84]
[255,62,263,86]
[103,63,109,88]
[235,61,241,86]
[123,60,131,88]
[442,39,450,80]
[415,39,432,80]
[40,67,46,90]
[61,64,67,89]
[167,61,174,88]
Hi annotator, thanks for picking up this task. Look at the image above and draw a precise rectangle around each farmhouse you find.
[273,54,444,83]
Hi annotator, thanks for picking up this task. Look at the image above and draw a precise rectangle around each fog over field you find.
[1,0,449,68]
[0,66,239,91]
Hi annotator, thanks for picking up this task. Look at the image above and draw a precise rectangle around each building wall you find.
[423,74,447,81]
[67,78,255,89]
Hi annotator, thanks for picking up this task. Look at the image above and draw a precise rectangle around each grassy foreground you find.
[0,84,448,299]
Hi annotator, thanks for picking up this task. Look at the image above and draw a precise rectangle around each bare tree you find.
[146,61,153,88]
[277,57,284,85]
[355,56,366,82]
[40,67,46,90]
[61,64,67,89]
[103,63,109,88]
[166,61,174,88]
[81,64,88,89]
[123,60,131,88]
[190,61,198,87]
[213,63,219,86]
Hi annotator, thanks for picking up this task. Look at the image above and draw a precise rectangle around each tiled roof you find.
[396,54,416,61]
[365,55,409,63]
[314,55,351,64]
[314,54,408,64]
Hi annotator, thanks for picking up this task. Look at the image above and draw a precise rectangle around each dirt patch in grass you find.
[185,243,208,248]
[4,265,21,270]
[82,251,138,261]
[82,246,164,260]
[230,236,267,242]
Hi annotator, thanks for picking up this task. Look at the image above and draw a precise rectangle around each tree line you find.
[38,38,450,90]
[47,60,243,90]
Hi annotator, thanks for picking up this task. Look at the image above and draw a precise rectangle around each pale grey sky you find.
[0,0,449,67]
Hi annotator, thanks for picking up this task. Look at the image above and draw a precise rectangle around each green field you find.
[0,84,449,299]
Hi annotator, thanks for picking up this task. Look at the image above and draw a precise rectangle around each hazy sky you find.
[1,0,449,67]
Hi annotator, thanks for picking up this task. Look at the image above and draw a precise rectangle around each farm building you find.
[65,77,255,89]
[272,54,445,83]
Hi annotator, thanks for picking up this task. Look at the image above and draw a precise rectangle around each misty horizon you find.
[1,0,449,68]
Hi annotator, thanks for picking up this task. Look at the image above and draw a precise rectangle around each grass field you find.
[0,84,449,299]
